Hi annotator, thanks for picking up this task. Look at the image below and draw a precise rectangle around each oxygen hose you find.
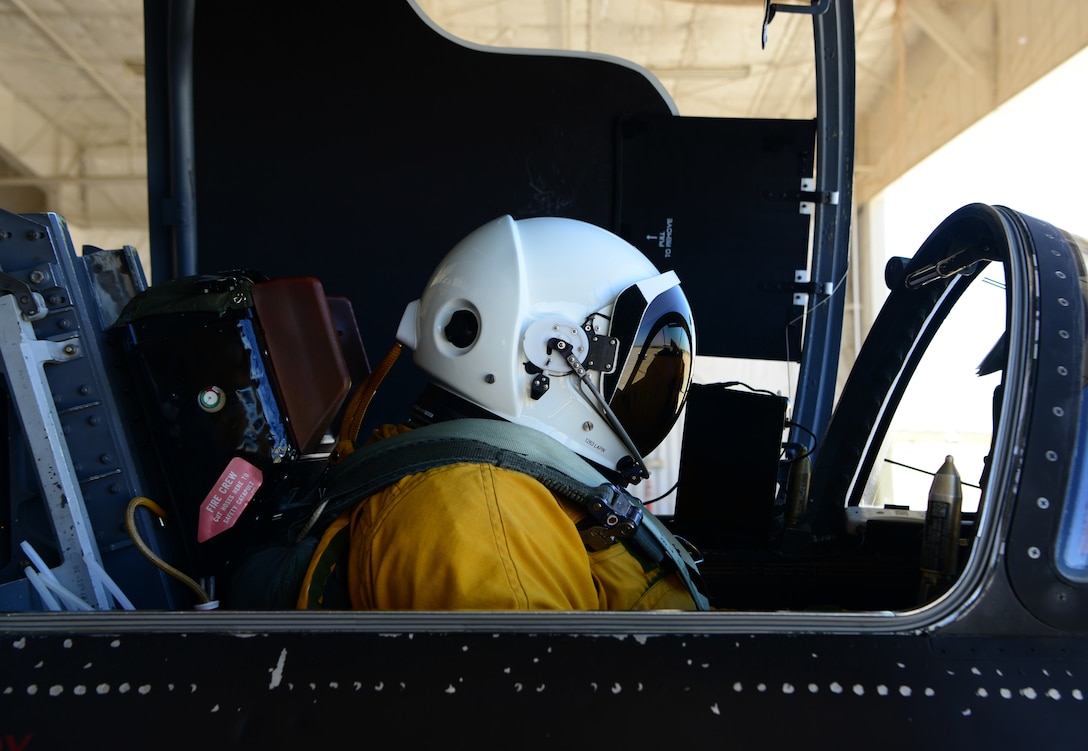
[334,341,403,461]
[125,496,216,608]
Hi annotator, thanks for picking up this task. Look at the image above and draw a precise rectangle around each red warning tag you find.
[198,457,263,542]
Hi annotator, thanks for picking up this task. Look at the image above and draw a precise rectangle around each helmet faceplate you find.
[398,215,695,480]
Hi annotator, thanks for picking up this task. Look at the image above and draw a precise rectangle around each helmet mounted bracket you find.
[581,317,620,375]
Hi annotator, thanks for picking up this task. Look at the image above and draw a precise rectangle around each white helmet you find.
[396,215,695,484]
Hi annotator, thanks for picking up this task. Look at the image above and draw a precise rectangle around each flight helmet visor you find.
[602,273,695,456]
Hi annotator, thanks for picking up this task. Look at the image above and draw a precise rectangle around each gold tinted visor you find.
[603,276,695,456]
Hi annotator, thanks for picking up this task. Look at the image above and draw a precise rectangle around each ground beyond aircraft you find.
[1,1,1086,748]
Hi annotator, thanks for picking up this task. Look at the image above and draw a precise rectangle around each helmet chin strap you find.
[547,337,650,485]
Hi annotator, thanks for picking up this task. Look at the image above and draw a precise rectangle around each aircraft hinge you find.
[764,178,839,215]
[758,270,833,306]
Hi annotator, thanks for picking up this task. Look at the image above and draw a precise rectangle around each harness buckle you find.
[579,485,643,550]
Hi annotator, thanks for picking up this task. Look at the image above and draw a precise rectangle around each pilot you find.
[302,215,702,610]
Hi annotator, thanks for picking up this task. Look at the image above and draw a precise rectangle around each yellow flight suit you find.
[306,424,698,611]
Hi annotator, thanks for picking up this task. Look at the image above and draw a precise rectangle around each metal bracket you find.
[0,294,111,609]
[904,243,992,289]
[529,372,550,400]
[757,269,834,307]
[581,322,619,374]
[764,178,840,215]
[794,269,811,307]
[0,270,47,319]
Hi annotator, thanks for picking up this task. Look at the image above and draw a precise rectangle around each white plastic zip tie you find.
[37,575,93,611]
[20,539,93,611]
[23,566,61,611]
[19,540,62,587]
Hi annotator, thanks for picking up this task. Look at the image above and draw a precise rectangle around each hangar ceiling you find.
[0,0,145,238]
[0,0,1082,251]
